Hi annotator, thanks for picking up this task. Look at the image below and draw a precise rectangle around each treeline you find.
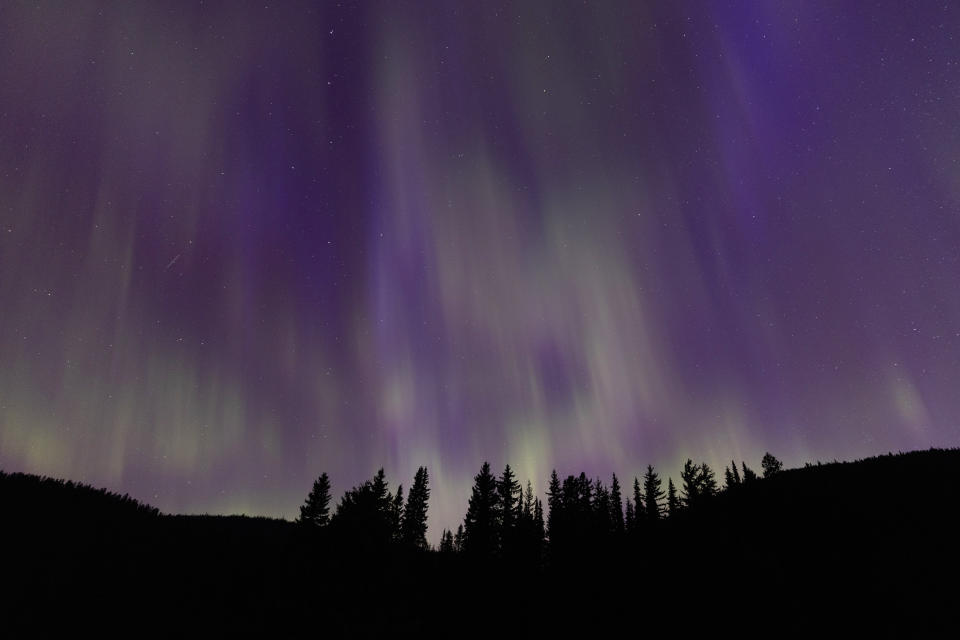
[297,452,787,561]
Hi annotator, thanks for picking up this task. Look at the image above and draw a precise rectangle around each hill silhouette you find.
[2,448,958,634]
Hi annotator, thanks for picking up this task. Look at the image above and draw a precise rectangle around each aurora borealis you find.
[1,1,959,539]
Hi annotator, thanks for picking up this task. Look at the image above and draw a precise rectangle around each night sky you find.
[2,1,959,539]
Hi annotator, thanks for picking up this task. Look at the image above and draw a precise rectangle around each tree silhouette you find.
[331,469,395,546]
[699,463,718,498]
[593,478,611,537]
[632,476,644,522]
[401,466,430,550]
[439,528,454,553]
[625,498,635,531]
[298,472,331,527]
[741,461,759,483]
[454,523,464,553]
[609,473,624,534]
[391,484,404,543]
[463,462,500,557]
[680,459,700,508]
[667,478,679,517]
[761,453,783,478]
[642,465,665,521]
[497,464,521,555]
[546,469,563,544]
[731,460,742,485]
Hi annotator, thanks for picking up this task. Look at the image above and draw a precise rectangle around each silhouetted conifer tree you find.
[463,462,500,557]
[454,524,464,552]
[642,465,665,521]
[546,470,562,543]
[681,459,700,508]
[498,465,521,554]
[667,478,679,516]
[391,484,404,542]
[332,469,395,546]
[761,453,783,478]
[724,466,736,490]
[741,461,759,483]
[593,478,611,536]
[625,498,635,531]
[610,473,624,534]
[533,497,545,555]
[401,466,430,550]
[298,472,331,527]
[439,528,454,553]
[700,463,718,498]
[633,476,645,521]
[731,460,742,485]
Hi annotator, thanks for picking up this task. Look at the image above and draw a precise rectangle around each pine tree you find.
[609,473,624,534]
[400,466,430,550]
[761,453,783,478]
[633,476,644,521]
[498,464,521,554]
[593,478,611,536]
[724,466,736,490]
[680,459,700,508]
[454,524,464,552]
[731,460,742,485]
[298,472,332,527]
[533,497,545,555]
[439,528,454,553]
[643,465,665,521]
[463,462,500,557]
[667,478,679,516]
[546,469,563,543]
[742,461,759,483]
[700,463,718,498]
[391,484,404,543]
[625,498,635,531]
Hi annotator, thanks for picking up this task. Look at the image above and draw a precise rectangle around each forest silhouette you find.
[2,447,959,634]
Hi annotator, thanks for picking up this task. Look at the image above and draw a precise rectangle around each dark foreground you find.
[3,448,959,635]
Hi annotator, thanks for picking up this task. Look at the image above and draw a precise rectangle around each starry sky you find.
[1,1,959,539]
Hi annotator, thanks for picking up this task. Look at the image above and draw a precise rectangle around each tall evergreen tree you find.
[400,466,430,550]
[546,469,562,543]
[498,464,521,554]
[593,478,611,536]
[741,461,759,483]
[731,460,742,485]
[667,478,679,516]
[454,524,464,553]
[609,473,624,534]
[724,466,736,491]
[633,476,644,521]
[625,498,635,531]
[298,472,332,527]
[533,497,545,555]
[463,462,500,557]
[391,484,404,542]
[761,453,783,478]
[643,465,665,521]
[439,528,454,553]
[523,481,535,522]
[680,459,700,508]
[700,463,718,498]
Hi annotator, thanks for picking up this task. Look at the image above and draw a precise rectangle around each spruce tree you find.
[680,459,700,508]
[699,463,718,498]
[391,484,404,543]
[439,529,454,553]
[724,466,736,490]
[463,462,500,557]
[667,478,679,516]
[609,473,624,534]
[298,472,332,527]
[593,478,611,536]
[401,466,430,550]
[498,465,521,554]
[546,469,563,543]
[742,461,759,483]
[643,465,665,520]
[633,476,644,521]
[731,460,742,485]
[454,524,464,552]
[625,498,635,531]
